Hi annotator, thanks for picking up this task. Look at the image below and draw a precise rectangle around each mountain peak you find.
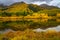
[10,1,26,6]
[40,4,59,9]
[40,4,49,7]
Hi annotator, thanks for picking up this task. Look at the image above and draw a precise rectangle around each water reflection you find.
[0,25,60,33]
[0,18,60,30]
[33,25,60,32]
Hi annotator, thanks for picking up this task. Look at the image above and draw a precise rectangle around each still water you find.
[33,25,60,32]
[0,18,60,33]
[0,25,60,33]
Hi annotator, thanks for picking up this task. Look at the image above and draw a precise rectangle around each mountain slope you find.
[5,2,29,13]
[3,2,60,13]
[40,4,59,9]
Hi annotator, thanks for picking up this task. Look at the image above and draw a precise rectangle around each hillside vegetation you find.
[0,2,59,30]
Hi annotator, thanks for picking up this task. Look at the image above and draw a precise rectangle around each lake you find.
[0,18,60,33]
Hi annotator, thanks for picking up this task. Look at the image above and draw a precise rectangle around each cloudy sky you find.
[0,0,60,7]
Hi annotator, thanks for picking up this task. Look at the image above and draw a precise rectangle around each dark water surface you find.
[0,18,60,33]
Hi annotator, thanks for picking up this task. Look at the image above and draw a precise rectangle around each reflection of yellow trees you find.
[1,17,23,21]
[32,19,48,22]
[56,19,60,22]
[24,19,48,22]
[48,16,56,19]
[40,19,48,22]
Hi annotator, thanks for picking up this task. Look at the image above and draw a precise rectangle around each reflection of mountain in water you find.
[33,25,60,32]
[0,18,60,31]
[0,25,60,33]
